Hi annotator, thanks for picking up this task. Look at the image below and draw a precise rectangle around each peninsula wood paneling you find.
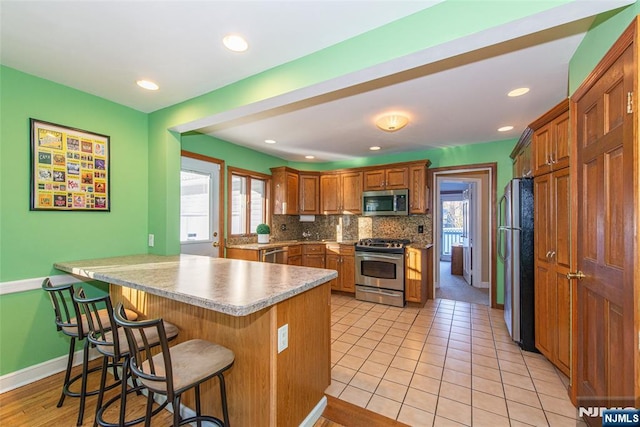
[276,283,330,426]
[111,282,331,427]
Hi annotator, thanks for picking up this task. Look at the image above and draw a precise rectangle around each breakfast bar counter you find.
[55,254,337,426]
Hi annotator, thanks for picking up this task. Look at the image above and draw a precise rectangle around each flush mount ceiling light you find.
[264,139,276,144]
[223,34,248,52]
[375,113,409,132]
[508,87,530,97]
[498,125,514,132]
[369,146,381,151]
[305,155,315,159]
[136,80,159,91]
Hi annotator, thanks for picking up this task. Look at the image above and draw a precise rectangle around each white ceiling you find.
[1,1,634,163]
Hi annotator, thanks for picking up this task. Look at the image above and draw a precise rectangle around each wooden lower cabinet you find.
[534,167,571,376]
[303,244,325,268]
[326,244,355,293]
[288,245,302,266]
[405,246,433,304]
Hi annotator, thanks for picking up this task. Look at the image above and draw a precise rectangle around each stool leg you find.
[118,357,129,426]
[93,355,109,427]
[144,391,154,427]
[172,396,181,427]
[218,373,230,427]
[57,336,76,408]
[76,339,90,426]
[195,385,202,427]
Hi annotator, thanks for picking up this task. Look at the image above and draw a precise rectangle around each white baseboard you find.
[299,396,327,427]
[0,346,100,394]
[475,281,490,289]
[0,274,91,295]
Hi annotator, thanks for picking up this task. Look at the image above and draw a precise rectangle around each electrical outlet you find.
[418,225,424,234]
[280,223,287,231]
[277,324,288,353]
[148,234,155,247]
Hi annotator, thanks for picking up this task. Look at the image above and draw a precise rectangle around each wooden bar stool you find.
[113,303,235,427]
[73,288,179,427]
[42,278,137,426]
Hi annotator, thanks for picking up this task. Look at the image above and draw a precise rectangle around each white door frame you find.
[180,151,225,257]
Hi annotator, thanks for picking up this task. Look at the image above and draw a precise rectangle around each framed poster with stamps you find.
[30,119,110,211]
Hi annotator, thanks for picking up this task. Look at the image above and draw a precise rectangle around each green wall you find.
[569,4,639,94]
[0,67,149,374]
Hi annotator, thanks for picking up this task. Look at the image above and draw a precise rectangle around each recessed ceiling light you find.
[136,80,159,91]
[498,126,514,132]
[508,87,530,97]
[264,139,276,144]
[223,34,248,52]
[305,155,315,159]
[369,146,381,151]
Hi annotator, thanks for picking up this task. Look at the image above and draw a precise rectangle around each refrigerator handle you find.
[498,194,506,228]
[497,228,506,262]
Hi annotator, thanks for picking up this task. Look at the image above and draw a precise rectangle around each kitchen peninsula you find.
[54,254,337,427]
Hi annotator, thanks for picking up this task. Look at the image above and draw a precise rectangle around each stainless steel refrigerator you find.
[499,178,536,352]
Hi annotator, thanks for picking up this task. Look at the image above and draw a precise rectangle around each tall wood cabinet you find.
[531,100,571,376]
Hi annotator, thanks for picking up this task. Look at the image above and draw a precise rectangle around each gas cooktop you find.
[355,238,411,253]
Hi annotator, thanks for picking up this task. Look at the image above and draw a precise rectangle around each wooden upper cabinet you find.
[409,164,427,214]
[511,127,533,178]
[299,173,320,215]
[320,172,362,215]
[341,172,362,214]
[530,100,570,177]
[363,167,408,191]
[320,174,340,214]
[271,167,299,215]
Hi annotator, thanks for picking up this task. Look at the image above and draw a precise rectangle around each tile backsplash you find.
[265,214,433,245]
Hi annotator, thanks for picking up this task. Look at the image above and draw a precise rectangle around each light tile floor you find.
[327,295,586,427]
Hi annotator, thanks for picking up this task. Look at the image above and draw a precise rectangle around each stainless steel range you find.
[355,238,410,307]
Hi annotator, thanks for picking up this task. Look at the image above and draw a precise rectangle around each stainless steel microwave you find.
[362,189,409,216]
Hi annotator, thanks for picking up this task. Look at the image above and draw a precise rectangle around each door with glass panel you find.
[180,154,222,257]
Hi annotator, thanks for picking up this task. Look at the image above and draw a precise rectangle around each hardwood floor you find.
[0,359,388,426]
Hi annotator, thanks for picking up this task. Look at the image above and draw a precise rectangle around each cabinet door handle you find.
[549,251,556,258]
[545,251,552,258]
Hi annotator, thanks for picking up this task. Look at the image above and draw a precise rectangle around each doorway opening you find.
[429,163,497,307]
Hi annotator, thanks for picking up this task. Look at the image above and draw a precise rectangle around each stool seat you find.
[62,308,138,336]
[95,321,179,357]
[139,339,235,393]
[114,303,235,426]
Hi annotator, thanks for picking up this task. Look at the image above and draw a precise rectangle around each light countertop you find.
[54,254,337,317]
[226,240,358,250]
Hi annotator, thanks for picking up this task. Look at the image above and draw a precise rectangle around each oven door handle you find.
[356,254,402,261]
[358,288,401,296]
